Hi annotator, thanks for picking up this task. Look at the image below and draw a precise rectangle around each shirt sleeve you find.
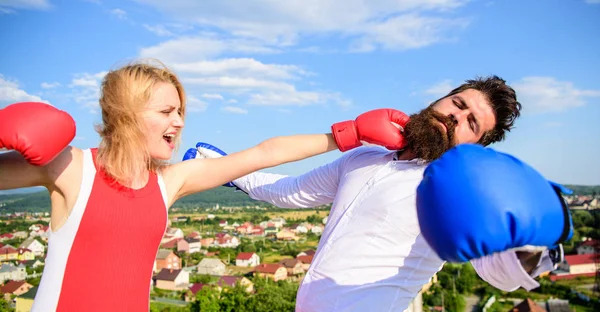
[232,150,357,208]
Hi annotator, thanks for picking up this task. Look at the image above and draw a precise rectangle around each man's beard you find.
[403,106,458,162]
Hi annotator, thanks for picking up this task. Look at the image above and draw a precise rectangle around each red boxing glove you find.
[331,108,410,152]
[0,102,76,166]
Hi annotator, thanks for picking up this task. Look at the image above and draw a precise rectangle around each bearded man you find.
[185,76,564,311]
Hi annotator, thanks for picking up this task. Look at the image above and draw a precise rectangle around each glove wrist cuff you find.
[551,185,573,245]
[331,120,360,152]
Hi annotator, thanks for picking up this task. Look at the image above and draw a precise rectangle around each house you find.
[161,237,182,249]
[311,225,323,234]
[253,263,287,282]
[214,236,239,248]
[11,231,28,239]
[216,276,254,293]
[270,217,286,228]
[0,245,18,262]
[0,263,27,283]
[161,227,184,243]
[508,298,546,312]
[279,258,304,276]
[178,237,201,254]
[19,259,44,268]
[292,224,308,234]
[551,253,598,280]
[236,252,260,267]
[187,231,201,239]
[16,248,34,261]
[197,258,227,276]
[155,268,189,291]
[19,238,45,257]
[15,286,37,312]
[0,233,13,242]
[577,239,599,255]
[264,227,278,236]
[276,229,299,241]
[200,237,215,247]
[296,255,314,270]
[154,249,181,273]
[559,254,597,274]
[545,299,570,312]
[297,250,316,257]
[186,283,214,302]
[1,280,33,300]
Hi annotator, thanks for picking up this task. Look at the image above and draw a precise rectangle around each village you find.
[0,196,598,311]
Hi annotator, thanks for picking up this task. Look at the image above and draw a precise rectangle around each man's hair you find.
[444,75,522,146]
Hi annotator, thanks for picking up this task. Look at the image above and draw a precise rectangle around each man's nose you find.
[452,110,469,123]
[448,114,458,125]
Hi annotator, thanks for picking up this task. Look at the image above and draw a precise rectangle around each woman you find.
[0,59,408,311]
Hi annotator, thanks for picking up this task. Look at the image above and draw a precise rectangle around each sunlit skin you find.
[399,89,496,160]
[140,82,184,161]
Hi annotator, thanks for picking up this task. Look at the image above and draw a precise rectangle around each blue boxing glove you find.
[416,144,573,263]
[182,142,245,191]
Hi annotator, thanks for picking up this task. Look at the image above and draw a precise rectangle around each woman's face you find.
[141,82,184,161]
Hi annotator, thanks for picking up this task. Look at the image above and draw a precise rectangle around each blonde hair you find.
[95,59,186,186]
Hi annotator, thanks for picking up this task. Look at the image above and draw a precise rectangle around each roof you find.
[297,255,314,264]
[156,249,174,260]
[509,298,546,312]
[0,280,28,294]
[198,258,226,267]
[254,263,283,274]
[565,254,598,265]
[19,286,38,300]
[189,283,210,295]
[217,276,244,287]
[546,299,571,312]
[279,258,301,268]
[155,268,182,281]
[579,239,599,248]
[236,252,256,260]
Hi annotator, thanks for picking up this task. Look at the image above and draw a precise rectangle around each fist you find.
[331,108,409,152]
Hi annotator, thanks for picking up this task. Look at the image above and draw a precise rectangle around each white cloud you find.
[201,93,224,100]
[110,8,127,20]
[512,77,600,114]
[137,1,472,110]
[186,96,208,112]
[585,0,600,4]
[68,71,107,113]
[135,0,469,51]
[0,75,48,107]
[143,24,174,37]
[139,36,280,63]
[41,82,61,89]
[424,79,453,97]
[142,23,194,37]
[222,106,248,114]
[172,58,309,80]
[0,0,51,11]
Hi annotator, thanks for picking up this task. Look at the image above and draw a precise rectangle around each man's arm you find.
[233,154,348,208]
[470,246,558,292]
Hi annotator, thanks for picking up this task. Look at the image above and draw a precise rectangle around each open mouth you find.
[163,134,175,144]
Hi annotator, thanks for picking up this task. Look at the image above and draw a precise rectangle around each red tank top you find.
[35,148,169,311]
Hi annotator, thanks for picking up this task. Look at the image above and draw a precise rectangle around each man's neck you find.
[396,148,417,161]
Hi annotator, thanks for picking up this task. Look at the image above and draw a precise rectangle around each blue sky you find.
[1,0,599,186]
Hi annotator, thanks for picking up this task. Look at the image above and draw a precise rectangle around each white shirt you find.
[234,146,549,311]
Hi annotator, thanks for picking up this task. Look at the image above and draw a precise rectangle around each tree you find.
[190,286,220,312]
